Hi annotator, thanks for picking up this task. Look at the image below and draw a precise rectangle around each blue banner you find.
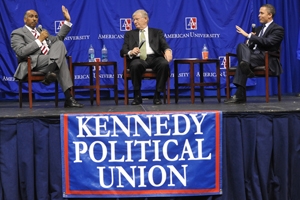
[0,0,254,99]
[61,111,222,198]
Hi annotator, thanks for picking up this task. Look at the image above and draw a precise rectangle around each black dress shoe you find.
[240,61,254,78]
[224,95,246,104]
[131,95,142,105]
[153,96,162,105]
[41,71,57,85]
[64,97,84,108]
[153,91,162,105]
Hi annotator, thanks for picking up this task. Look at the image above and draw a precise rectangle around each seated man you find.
[11,5,83,108]
[224,4,284,104]
[120,9,172,105]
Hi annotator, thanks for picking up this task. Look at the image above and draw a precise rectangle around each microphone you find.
[251,23,256,33]
[139,40,145,49]
[37,25,49,42]
[37,24,43,32]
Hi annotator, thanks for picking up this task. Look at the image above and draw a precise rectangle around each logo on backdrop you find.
[219,56,227,70]
[185,17,197,30]
[120,18,132,31]
[55,20,65,33]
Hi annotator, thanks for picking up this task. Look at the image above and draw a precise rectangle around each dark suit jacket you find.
[248,22,284,75]
[120,28,170,62]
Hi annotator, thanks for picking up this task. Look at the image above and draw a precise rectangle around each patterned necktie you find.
[253,25,266,51]
[139,30,147,60]
[32,29,50,55]
[258,24,266,37]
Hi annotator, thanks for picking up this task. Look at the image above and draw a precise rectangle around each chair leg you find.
[167,77,170,104]
[124,79,129,105]
[28,81,33,109]
[265,77,269,103]
[226,75,231,99]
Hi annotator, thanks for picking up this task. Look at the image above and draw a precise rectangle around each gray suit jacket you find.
[11,24,71,80]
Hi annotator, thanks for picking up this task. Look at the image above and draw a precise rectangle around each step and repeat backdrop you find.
[0,0,255,99]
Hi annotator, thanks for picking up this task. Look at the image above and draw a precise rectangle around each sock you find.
[155,91,161,98]
[235,86,245,98]
[134,90,141,98]
[64,88,72,99]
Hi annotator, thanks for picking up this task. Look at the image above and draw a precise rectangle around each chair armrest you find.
[226,52,237,57]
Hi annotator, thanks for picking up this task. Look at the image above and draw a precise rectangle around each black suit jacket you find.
[120,28,170,60]
[248,22,284,75]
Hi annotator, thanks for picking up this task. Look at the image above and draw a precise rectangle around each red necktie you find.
[32,29,50,55]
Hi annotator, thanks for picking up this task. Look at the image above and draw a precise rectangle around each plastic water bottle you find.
[202,44,209,59]
[88,44,95,62]
[101,45,108,62]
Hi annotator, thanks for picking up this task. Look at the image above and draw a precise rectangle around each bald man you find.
[11,6,83,108]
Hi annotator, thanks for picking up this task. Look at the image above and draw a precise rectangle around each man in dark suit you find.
[120,9,172,105]
[11,5,83,108]
[225,4,284,104]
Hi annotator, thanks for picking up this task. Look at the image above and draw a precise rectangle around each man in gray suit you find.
[11,5,83,108]
[224,4,284,104]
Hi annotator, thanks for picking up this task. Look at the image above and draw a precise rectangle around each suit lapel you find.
[262,22,274,37]
[148,28,153,44]
[23,26,36,41]
[133,29,139,46]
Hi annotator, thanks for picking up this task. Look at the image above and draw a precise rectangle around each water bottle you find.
[88,44,95,62]
[101,45,108,62]
[202,44,209,60]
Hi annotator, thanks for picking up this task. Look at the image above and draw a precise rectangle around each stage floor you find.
[1,95,300,118]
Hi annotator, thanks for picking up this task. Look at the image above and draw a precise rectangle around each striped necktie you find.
[253,25,266,52]
[32,29,50,55]
[139,30,147,60]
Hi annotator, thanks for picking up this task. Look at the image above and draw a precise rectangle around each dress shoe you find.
[64,97,84,108]
[41,71,57,85]
[131,95,142,105]
[224,95,246,104]
[153,91,162,105]
[240,61,254,78]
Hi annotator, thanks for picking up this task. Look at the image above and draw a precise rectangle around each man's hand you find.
[236,25,248,37]
[164,49,172,63]
[130,47,140,56]
[62,5,71,22]
[39,30,49,42]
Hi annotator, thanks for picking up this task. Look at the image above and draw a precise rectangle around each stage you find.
[0,95,300,200]
[1,95,300,118]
